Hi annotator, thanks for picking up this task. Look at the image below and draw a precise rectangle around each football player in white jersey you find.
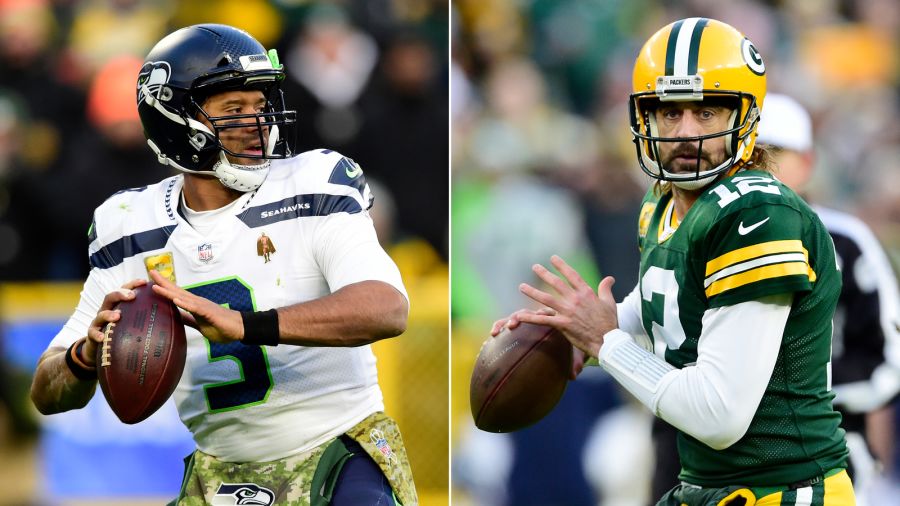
[30,24,417,506]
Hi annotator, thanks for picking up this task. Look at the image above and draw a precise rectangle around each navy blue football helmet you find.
[137,24,297,191]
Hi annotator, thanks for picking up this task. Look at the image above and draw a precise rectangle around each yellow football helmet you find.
[629,18,766,189]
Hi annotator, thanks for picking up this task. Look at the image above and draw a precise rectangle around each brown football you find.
[470,322,572,433]
[96,284,186,424]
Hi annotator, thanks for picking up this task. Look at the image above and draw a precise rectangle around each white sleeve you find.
[47,265,124,349]
[312,211,408,301]
[600,293,791,450]
[617,283,651,352]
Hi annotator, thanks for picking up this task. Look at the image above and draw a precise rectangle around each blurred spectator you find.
[4,55,170,280]
[0,0,84,279]
[280,4,380,152]
[279,4,449,257]
[356,29,449,256]
[0,0,449,280]
[761,93,900,504]
[0,0,83,170]
[172,0,283,47]
[66,0,170,84]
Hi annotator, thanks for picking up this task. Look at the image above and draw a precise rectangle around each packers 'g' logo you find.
[741,38,765,76]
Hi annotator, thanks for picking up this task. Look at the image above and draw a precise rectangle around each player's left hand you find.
[516,255,618,359]
[149,269,243,343]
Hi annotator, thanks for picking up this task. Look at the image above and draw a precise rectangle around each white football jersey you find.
[50,149,408,462]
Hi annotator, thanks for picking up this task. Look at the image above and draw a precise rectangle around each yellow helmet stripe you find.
[664,17,709,76]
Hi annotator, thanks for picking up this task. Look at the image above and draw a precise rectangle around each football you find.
[470,322,572,433]
[96,285,187,424]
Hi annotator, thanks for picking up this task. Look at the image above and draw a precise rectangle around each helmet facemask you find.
[630,91,760,190]
[188,85,297,192]
[628,18,767,190]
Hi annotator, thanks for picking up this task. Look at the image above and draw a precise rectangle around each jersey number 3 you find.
[186,278,274,413]
[641,267,687,350]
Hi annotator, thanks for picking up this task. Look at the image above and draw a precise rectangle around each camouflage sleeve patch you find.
[345,412,418,506]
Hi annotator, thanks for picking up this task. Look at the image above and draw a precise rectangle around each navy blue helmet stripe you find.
[687,18,709,75]
[664,19,685,76]
[237,193,363,228]
[89,225,177,269]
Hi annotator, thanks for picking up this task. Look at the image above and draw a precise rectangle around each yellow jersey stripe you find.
[706,240,805,276]
[704,252,807,288]
[705,261,811,297]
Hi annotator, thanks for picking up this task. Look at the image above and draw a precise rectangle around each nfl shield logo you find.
[198,243,213,263]
[370,428,396,462]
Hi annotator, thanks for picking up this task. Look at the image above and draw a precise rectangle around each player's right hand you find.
[84,279,148,366]
[491,309,585,380]
[490,307,558,337]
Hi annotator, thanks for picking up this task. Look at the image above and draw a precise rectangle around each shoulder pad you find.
[266,149,372,210]
[238,151,374,228]
[702,172,798,217]
[88,177,179,269]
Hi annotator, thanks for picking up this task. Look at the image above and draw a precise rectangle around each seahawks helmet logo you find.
[211,483,275,505]
[137,61,173,104]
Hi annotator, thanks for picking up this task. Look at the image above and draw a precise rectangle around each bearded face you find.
[653,102,734,177]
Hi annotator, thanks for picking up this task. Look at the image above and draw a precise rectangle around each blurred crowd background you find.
[0,0,448,504]
[451,0,900,505]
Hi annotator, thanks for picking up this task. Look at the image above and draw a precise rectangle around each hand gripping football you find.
[97,285,187,424]
[470,322,572,432]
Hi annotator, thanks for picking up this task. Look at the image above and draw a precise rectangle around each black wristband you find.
[65,339,98,381]
[241,309,280,346]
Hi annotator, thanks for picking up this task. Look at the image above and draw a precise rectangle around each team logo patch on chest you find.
[212,483,274,505]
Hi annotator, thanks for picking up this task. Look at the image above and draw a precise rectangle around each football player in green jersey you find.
[493,18,857,506]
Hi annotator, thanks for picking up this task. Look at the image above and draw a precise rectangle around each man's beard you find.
[660,142,722,174]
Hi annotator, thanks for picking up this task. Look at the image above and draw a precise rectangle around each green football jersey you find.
[636,170,848,486]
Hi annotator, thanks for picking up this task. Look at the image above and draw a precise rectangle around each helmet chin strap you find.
[212,151,271,192]
[213,122,280,192]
